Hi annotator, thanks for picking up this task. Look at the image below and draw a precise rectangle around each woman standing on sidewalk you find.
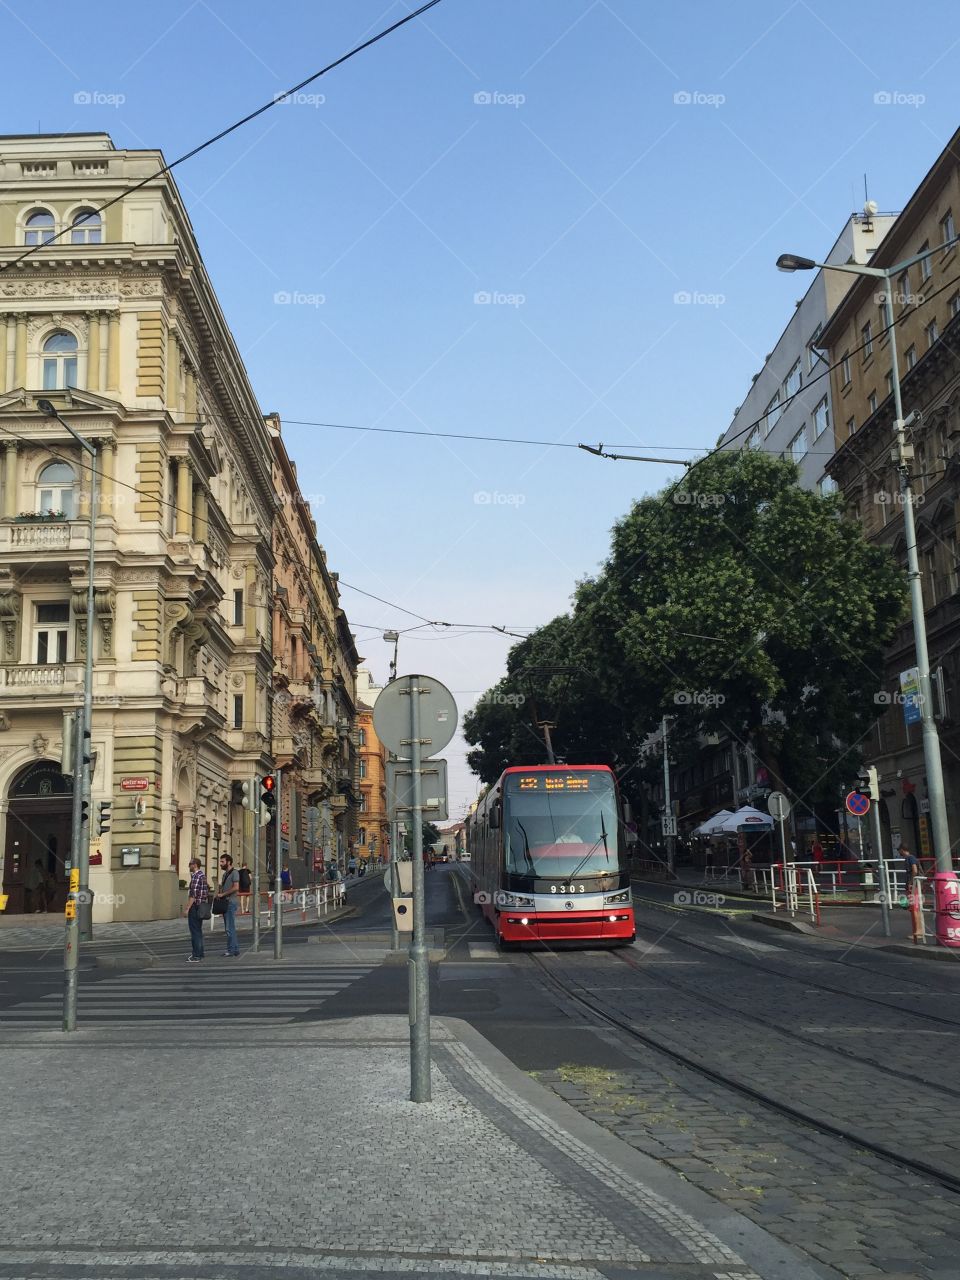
[186,858,210,962]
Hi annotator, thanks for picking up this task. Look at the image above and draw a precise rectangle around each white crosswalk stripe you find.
[0,963,375,1025]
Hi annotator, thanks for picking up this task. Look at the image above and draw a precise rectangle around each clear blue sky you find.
[4,0,957,815]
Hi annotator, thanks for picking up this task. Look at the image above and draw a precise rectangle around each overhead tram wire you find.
[0,0,449,273]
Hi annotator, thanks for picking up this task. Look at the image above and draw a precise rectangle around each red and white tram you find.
[464,764,635,948]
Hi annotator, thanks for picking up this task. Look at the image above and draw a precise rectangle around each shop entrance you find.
[2,760,73,914]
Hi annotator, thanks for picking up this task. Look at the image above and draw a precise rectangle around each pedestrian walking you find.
[280,864,292,894]
[214,853,241,957]
[238,862,252,914]
[24,858,44,913]
[899,842,925,943]
[186,857,211,962]
[739,848,757,893]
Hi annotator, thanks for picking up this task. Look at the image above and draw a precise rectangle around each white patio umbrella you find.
[694,809,733,836]
[709,805,774,834]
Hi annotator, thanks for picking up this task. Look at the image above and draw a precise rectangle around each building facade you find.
[0,132,280,919]
[268,414,358,885]
[719,212,897,491]
[355,667,388,867]
[822,127,960,860]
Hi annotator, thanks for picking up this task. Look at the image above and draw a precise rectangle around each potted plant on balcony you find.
[14,509,67,522]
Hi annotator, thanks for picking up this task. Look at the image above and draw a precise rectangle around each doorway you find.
[2,760,74,914]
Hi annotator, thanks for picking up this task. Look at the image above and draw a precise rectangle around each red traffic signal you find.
[261,775,275,794]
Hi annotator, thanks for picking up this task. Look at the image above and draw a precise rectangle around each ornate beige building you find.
[355,667,388,867]
[0,132,276,920]
[268,414,358,884]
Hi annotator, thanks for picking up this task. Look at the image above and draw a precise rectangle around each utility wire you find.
[0,0,448,273]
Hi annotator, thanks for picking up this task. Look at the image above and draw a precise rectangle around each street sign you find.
[768,791,791,821]
[387,758,448,821]
[373,674,458,759]
[900,667,923,726]
[661,816,677,837]
[120,777,149,791]
[846,791,871,817]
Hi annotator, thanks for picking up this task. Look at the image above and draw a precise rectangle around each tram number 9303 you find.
[550,884,586,894]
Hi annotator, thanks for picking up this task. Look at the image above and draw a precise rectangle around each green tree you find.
[575,449,907,803]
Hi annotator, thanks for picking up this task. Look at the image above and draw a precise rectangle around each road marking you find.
[802,1025,959,1035]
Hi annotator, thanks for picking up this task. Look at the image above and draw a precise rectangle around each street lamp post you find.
[383,630,399,681]
[776,243,959,907]
[38,399,99,1026]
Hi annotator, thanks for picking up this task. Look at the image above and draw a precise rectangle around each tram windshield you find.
[502,771,621,878]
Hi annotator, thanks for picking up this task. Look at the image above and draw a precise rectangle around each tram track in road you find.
[631,913,960,1032]
[525,948,960,1200]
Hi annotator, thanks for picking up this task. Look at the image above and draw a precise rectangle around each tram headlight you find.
[495,891,535,908]
[604,890,631,904]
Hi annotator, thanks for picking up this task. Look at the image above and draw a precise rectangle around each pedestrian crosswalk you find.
[0,960,375,1026]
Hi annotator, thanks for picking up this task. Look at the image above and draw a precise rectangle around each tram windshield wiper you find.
[516,821,537,876]
[563,815,610,882]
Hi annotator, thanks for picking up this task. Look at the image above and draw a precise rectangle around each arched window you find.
[41,331,78,390]
[24,209,55,246]
[37,462,76,518]
[70,208,102,244]
[358,827,367,846]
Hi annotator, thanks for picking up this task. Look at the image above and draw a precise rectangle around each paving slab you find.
[0,1015,831,1280]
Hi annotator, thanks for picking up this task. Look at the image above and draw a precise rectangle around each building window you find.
[233,589,243,626]
[359,758,367,779]
[358,794,366,813]
[34,601,70,663]
[868,391,878,415]
[813,397,830,439]
[941,210,957,250]
[846,415,856,437]
[926,320,939,349]
[784,360,802,397]
[807,326,822,370]
[897,270,910,306]
[947,533,960,595]
[36,462,76,518]
[789,426,808,461]
[70,208,102,244]
[233,695,243,729]
[841,352,851,386]
[24,209,55,245]
[905,345,917,370]
[885,369,895,396]
[764,392,781,434]
[861,320,873,358]
[920,242,932,281]
[818,475,838,497]
[41,330,79,390]
[359,827,367,846]
[950,292,960,320]
[746,427,761,450]
[358,727,366,746]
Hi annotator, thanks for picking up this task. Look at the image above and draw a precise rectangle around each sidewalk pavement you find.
[0,885,359,951]
[0,1015,831,1280]
[633,870,952,957]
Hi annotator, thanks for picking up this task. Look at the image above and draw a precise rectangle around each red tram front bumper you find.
[498,908,635,944]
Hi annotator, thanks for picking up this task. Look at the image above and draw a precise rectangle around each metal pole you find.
[408,676,430,1102]
[779,818,791,915]
[884,287,951,872]
[662,716,675,877]
[77,443,98,942]
[870,791,891,937]
[542,722,556,765]
[391,815,400,951]
[252,801,261,953]
[63,709,83,1031]
[274,769,283,960]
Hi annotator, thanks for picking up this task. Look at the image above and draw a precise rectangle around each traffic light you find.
[80,798,90,825]
[856,766,880,801]
[240,777,258,812]
[260,774,276,826]
[97,801,112,835]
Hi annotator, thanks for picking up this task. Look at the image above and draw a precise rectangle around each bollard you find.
[933,871,960,948]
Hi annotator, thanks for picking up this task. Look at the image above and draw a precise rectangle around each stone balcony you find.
[0,662,84,690]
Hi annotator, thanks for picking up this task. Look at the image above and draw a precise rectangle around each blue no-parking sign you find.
[845,791,870,817]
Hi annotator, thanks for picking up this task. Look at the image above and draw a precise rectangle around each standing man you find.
[186,857,210,963]
[214,853,241,957]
